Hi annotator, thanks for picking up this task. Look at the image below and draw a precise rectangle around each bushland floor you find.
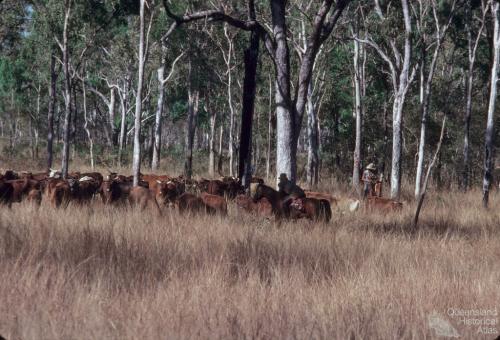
[0,185,499,339]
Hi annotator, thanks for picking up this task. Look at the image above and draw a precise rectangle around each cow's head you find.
[49,168,61,179]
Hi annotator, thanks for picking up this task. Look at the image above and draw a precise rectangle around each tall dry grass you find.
[0,186,499,339]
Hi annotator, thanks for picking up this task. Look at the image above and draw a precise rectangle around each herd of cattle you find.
[0,169,403,223]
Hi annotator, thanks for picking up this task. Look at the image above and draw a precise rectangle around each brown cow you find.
[6,178,40,203]
[48,180,71,208]
[26,188,42,206]
[128,187,162,215]
[366,196,403,212]
[304,191,338,206]
[20,171,49,181]
[176,193,215,215]
[141,174,172,190]
[235,194,273,218]
[289,198,332,223]
[200,192,227,215]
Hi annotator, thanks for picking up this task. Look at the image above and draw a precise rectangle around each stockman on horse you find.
[362,163,379,199]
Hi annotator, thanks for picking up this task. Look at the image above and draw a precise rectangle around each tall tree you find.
[357,0,415,199]
[482,0,500,208]
[184,60,199,179]
[47,51,58,170]
[463,0,488,191]
[414,0,457,199]
[57,0,72,179]
[238,0,260,190]
[132,0,147,187]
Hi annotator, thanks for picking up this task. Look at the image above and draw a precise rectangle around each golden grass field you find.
[0,164,499,339]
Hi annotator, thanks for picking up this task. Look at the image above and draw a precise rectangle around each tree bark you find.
[266,74,273,181]
[118,74,130,165]
[238,22,259,190]
[390,0,412,200]
[152,44,166,171]
[208,109,217,177]
[463,2,486,191]
[82,71,94,169]
[60,0,72,179]
[132,0,146,187]
[184,86,199,180]
[47,51,58,170]
[482,1,499,208]
[306,82,319,188]
[415,0,455,198]
[352,26,363,193]
[271,0,295,186]
[225,26,236,177]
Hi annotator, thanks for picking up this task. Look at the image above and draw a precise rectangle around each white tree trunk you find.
[82,73,94,169]
[306,82,319,188]
[152,52,166,171]
[208,110,216,177]
[227,64,235,177]
[132,0,146,187]
[415,0,455,198]
[483,1,500,208]
[390,0,412,200]
[60,0,72,179]
[352,31,363,193]
[266,75,273,181]
[118,75,130,165]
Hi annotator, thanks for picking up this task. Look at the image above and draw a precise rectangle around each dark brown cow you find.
[155,180,185,205]
[0,170,18,181]
[206,180,226,197]
[0,181,14,207]
[235,194,273,218]
[100,180,130,204]
[68,178,100,204]
[250,176,265,184]
[251,183,286,219]
[366,196,403,212]
[176,193,215,215]
[200,192,227,215]
[128,187,162,215]
[205,179,242,199]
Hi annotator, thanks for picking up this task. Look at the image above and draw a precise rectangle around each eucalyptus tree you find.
[57,0,72,179]
[414,0,457,199]
[462,0,489,191]
[482,0,500,208]
[132,0,148,187]
[356,0,415,200]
